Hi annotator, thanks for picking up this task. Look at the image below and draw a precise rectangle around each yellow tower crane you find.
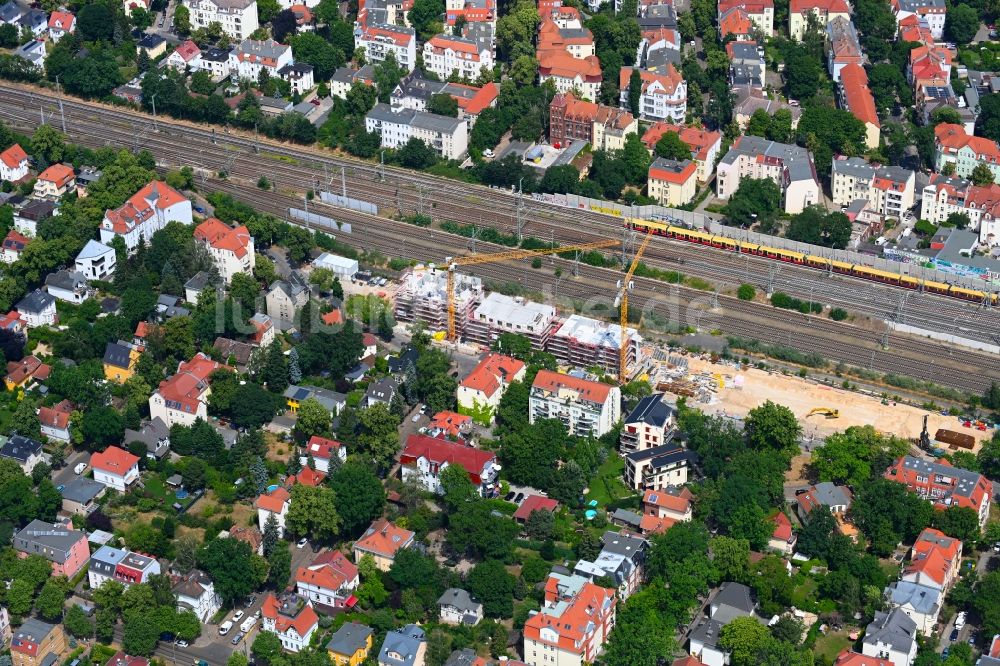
[616,231,653,382]
[445,239,620,341]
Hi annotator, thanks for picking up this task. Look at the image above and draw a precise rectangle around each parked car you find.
[240,617,258,633]
[176,640,189,648]
[232,610,245,623]
[74,462,87,475]
[56,485,65,492]
[482,149,495,158]
[231,632,245,646]
[297,537,309,549]
[949,628,959,642]
[219,621,233,636]
[244,594,256,608]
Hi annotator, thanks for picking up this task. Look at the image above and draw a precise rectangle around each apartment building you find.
[456,353,525,423]
[826,17,863,82]
[393,267,483,335]
[618,65,686,122]
[465,292,558,350]
[716,135,820,213]
[641,123,722,183]
[538,51,603,101]
[838,63,881,149]
[193,217,255,283]
[891,0,946,39]
[884,455,993,529]
[619,394,676,453]
[919,174,1000,246]
[831,157,915,218]
[261,593,319,653]
[902,527,962,591]
[13,520,90,578]
[390,73,499,125]
[523,573,616,666]
[0,144,28,182]
[399,434,500,495]
[647,158,698,206]
[574,531,647,599]
[861,609,919,666]
[547,314,640,379]
[355,24,417,71]
[295,551,360,612]
[230,38,292,80]
[88,546,161,589]
[365,103,469,160]
[529,369,621,438]
[187,0,258,38]
[789,0,849,41]
[148,353,229,427]
[10,620,66,666]
[100,181,192,253]
[624,445,697,492]
[727,40,766,87]
[716,0,774,36]
[33,163,75,200]
[548,92,637,151]
[422,34,493,80]
[256,486,291,537]
[934,123,1000,184]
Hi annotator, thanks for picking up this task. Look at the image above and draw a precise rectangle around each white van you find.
[218,621,233,636]
[240,617,257,633]
[74,462,87,475]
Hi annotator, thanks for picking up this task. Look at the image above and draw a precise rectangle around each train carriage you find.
[949,285,988,302]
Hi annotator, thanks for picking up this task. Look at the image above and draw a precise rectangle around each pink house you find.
[13,519,90,578]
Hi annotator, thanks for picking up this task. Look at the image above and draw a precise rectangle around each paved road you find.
[938,549,996,652]
[53,450,90,487]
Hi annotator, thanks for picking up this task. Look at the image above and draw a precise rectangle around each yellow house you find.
[102,341,140,384]
[326,622,374,666]
[647,158,698,206]
[5,356,51,392]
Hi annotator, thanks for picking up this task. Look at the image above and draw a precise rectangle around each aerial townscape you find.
[3,0,1000,665]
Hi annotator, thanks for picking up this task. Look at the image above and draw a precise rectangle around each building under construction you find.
[464,292,560,350]
[394,266,483,336]
[548,314,642,377]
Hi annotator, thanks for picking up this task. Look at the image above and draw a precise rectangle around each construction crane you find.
[445,239,619,341]
[615,231,652,382]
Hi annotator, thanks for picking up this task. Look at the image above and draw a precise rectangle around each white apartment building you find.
[187,0,259,40]
[529,369,621,438]
[193,217,255,283]
[100,181,193,253]
[75,240,117,281]
[716,134,820,214]
[173,570,222,623]
[256,486,291,537]
[422,34,493,81]
[891,0,946,39]
[831,157,916,219]
[523,573,616,666]
[365,103,469,160]
[355,24,416,72]
[230,38,293,81]
[148,353,226,427]
[618,65,686,122]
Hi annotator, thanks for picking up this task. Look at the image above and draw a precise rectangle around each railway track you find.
[1,84,998,352]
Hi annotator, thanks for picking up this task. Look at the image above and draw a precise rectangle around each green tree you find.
[933,506,980,543]
[373,51,406,103]
[295,397,331,439]
[439,463,479,510]
[744,400,801,461]
[396,137,439,169]
[122,612,160,656]
[786,206,853,249]
[971,162,996,186]
[711,536,750,584]
[285,484,341,541]
[737,284,756,301]
[725,178,781,228]
[35,577,68,622]
[357,403,402,472]
[979,432,1000,478]
[797,106,867,176]
[975,570,1000,638]
[76,3,114,40]
[173,4,191,33]
[389,548,439,589]
[252,631,284,665]
[719,616,773,666]
[64,604,95,638]
[330,461,385,535]
[290,33,343,79]
[946,3,980,44]
[181,458,208,491]
[628,68,642,117]
[266,544,292,589]
[30,125,66,164]
[198,538,267,605]
[655,131,691,161]
[467,559,515,617]
[810,425,909,488]
[447,501,518,559]
[427,93,459,117]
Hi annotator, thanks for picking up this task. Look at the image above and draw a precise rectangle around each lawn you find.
[814,631,853,662]
[584,455,633,507]
[790,576,818,609]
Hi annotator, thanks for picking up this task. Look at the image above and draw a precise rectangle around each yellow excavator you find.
[807,407,840,419]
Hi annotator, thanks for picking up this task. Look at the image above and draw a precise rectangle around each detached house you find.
[100,181,192,253]
[88,546,161,589]
[75,240,117,281]
[379,624,426,666]
[295,550,360,612]
[10,619,67,666]
[4,356,50,391]
[13,519,90,578]
[400,434,500,496]
[103,341,140,384]
[172,569,222,622]
[0,435,43,474]
[148,353,228,426]
[619,65,686,122]
[193,217,255,283]
[768,512,797,555]
[38,400,73,443]
[353,519,415,571]
[456,353,525,424]
[188,0,259,39]
[422,34,494,81]
[261,593,320,653]
[438,588,483,626]
[642,123,721,183]
[327,623,375,666]
[0,144,28,182]
[33,163,75,199]
[304,435,347,473]
[2,229,30,264]
[15,289,57,328]
[689,582,759,666]
[523,573,616,666]
[647,157,698,206]
[789,0,850,41]
[256,486,291,537]
[47,10,74,41]
[165,40,202,71]
[44,269,90,304]
[862,608,918,666]
[639,487,693,533]
[92,445,140,492]
[574,530,648,599]
[903,527,962,591]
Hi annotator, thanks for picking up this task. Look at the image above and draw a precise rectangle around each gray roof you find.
[0,1,24,22]
[103,342,133,369]
[236,38,289,61]
[15,288,54,315]
[17,7,43,28]
[721,135,817,185]
[728,42,762,61]
[327,622,374,656]
[0,434,42,463]
[811,481,852,508]
[11,618,56,649]
[438,588,482,614]
[444,649,478,666]
[611,508,642,528]
[138,33,166,49]
[77,239,113,260]
[201,46,230,62]
[125,417,171,455]
[600,530,647,558]
[45,269,88,293]
[624,393,673,428]
[173,569,213,599]
[895,0,944,9]
[368,103,464,134]
[379,624,426,666]
[895,455,986,503]
[712,582,756,621]
[832,156,877,180]
[365,377,399,404]
[279,63,314,78]
[864,608,918,652]
[14,520,85,563]
[60,477,106,504]
[185,270,214,294]
[283,385,346,412]
[887,581,940,614]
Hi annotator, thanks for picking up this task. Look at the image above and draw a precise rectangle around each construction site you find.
[393,265,484,335]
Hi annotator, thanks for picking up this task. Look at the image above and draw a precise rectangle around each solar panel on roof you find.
[294,388,310,400]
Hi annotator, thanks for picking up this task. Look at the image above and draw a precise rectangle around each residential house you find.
[13,199,55,236]
[230,38,292,80]
[279,63,316,95]
[389,73,498,125]
[935,123,1000,184]
[75,240,117,281]
[38,400,73,443]
[400,434,500,496]
[716,0,774,36]
[187,0,258,39]
[789,0,850,41]
[228,526,263,555]
[123,417,171,460]
[165,40,202,71]
[529,369,621,438]
[332,65,377,99]
[250,312,275,346]
[0,435,43,473]
[884,455,993,528]
[538,50,603,101]
[548,92,638,151]
[327,623,374,666]
[33,163,75,199]
[353,519,415,571]
[256,486,291,537]
[13,519,90,578]
[213,337,253,369]
[422,34,493,80]
[727,40,766,87]
[88,546,161,589]
[378,624,426,666]
[513,494,559,524]
[193,217,255,283]
[620,393,676,453]
[902,527,962,591]
[647,157,698,206]
[523,573,616,666]
[456,353,525,424]
[795,481,853,518]
[831,157,915,218]
[199,46,233,79]
[10,619,66,666]
[716,135,821,213]
[861,608,919,666]
[365,376,400,408]
[295,550,360,612]
[689,582,759,666]
[172,569,222,622]
[365,103,469,160]
[0,144,28,182]
[92,445,140,492]
[4,355,50,391]
[639,487,694,533]
[438,589,483,626]
[355,24,417,72]
[427,411,471,439]
[885,581,941,635]
[838,64,881,150]
[60,477,107,515]
[100,181,192,253]
[768,512,796,555]
[285,385,346,416]
[12,40,45,71]
[2,229,30,263]
[47,10,74,40]
[977,636,1000,666]
[265,272,310,323]
[573,530,648,599]
[733,90,802,130]
[826,17,862,81]
[891,0,946,39]
[0,310,24,338]
[303,435,347,473]
[103,652,149,666]
[44,269,90,304]
[835,652,894,666]
[261,593,320,653]
[137,33,167,58]
[619,65,686,122]
[148,353,228,426]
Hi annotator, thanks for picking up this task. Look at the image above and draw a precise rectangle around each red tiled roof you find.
[839,64,880,128]
[538,51,602,81]
[834,652,892,666]
[91,445,139,475]
[620,64,684,96]
[6,356,49,386]
[463,81,498,115]
[3,229,30,254]
[194,217,252,258]
[771,512,793,541]
[641,123,720,162]
[104,181,187,234]
[289,466,327,487]
[524,579,614,654]
[513,494,559,521]
[717,0,774,13]
[173,39,201,62]
[38,400,73,429]
[0,144,27,169]
[360,25,414,46]
[321,309,343,325]
[306,435,342,460]
[649,159,697,184]
[429,411,471,437]
[673,657,708,666]
[354,519,414,557]
[642,488,691,513]
[936,123,1000,163]
[400,434,496,483]
[719,7,752,36]
[532,369,613,404]
[256,486,290,514]
[295,550,358,593]
[155,352,228,413]
[48,10,75,30]
[790,0,849,12]
[427,34,482,55]
[261,593,319,638]
[461,353,525,397]
[37,163,75,188]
